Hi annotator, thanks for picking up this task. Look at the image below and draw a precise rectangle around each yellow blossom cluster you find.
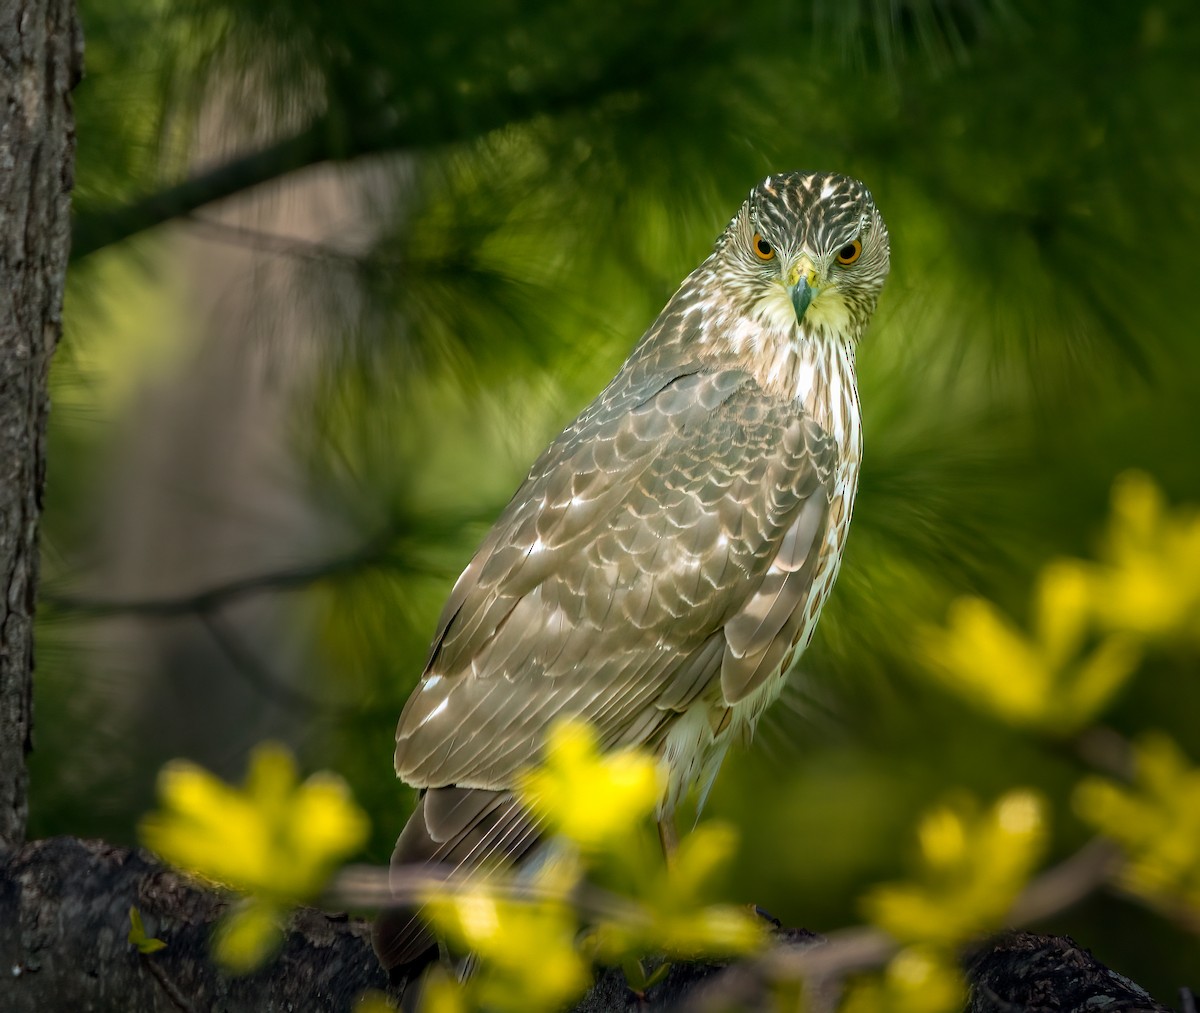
[1076,733,1200,919]
[842,790,1048,1013]
[139,742,369,971]
[423,719,765,1012]
[919,472,1200,733]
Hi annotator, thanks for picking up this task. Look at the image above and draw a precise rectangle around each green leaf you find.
[127,906,167,955]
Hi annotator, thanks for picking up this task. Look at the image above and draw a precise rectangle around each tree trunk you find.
[0,0,80,851]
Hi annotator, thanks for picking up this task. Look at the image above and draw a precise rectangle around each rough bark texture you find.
[0,0,80,852]
[0,839,1177,1012]
[964,932,1172,1013]
[0,837,390,1012]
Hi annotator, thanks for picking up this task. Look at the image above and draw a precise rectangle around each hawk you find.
[374,171,890,971]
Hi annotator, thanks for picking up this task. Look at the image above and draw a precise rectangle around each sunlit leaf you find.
[127,906,167,955]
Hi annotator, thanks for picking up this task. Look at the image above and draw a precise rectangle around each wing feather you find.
[395,362,838,788]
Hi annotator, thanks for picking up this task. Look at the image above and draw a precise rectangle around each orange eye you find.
[752,234,775,261]
[836,239,863,265]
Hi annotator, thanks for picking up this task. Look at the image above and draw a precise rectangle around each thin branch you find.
[182,213,368,266]
[332,863,645,927]
[691,837,1123,1010]
[71,128,325,261]
[68,27,706,262]
[142,955,198,1013]
[1006,838,1120,926]
[40,536,399,619]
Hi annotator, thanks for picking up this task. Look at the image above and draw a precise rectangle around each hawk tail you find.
[372,786,539,973]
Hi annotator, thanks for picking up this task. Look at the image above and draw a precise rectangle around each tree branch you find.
[685,838,1129,1012]
[196,608,396,721]
[40,536,401,619]
[0,837,390,1013]
[68,34,684,263]
[0,837,1175,1013]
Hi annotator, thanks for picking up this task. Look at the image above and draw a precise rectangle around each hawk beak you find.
[786,258,820,322]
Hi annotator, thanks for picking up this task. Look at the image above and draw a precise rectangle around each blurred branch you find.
[691,837,1123,1011]
[1006,838,1120,926]
[183,213,368,266]
[333,864,643,927]
[72,127,325,261]
[68,21,717,263]
[40,534,402,619]
[141,955,197,1013]
[0,837,1169,1013]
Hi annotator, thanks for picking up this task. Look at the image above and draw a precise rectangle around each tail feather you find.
[372,786,539,972]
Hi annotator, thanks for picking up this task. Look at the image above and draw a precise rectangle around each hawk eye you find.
[836,239,863,265]
[752,234,775,261]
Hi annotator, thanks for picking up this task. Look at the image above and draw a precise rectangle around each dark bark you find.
[965,932,1172,1013]
[0,0,80,852]
[0,837,388,1012]
[0,838,1177,1013]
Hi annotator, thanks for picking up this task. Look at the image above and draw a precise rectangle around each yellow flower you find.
[212,899,285,974]
[840,946,965,1013]
[1087,472,1200,642]
[516,720,662,851]
[421,867,591,1013]
[919,562,1140,733]
[417,971,469,1013]
[862,791,1047,947]
[1075,732,1200,914]
[139,742,369,901]
[138,743,369,974]
[591,823,765,961]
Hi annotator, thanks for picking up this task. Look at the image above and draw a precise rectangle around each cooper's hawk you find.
[374,171,890,970]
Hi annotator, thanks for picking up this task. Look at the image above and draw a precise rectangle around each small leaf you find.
[127,906,167,955]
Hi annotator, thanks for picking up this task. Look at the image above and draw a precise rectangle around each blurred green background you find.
[33,0,1200,1000]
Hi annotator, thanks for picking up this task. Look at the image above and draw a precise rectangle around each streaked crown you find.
[712,170,890,344]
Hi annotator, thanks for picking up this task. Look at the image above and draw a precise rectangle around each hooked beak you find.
[786,257,820,323]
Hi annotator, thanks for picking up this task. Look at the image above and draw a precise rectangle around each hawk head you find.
[710,171,890,347]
